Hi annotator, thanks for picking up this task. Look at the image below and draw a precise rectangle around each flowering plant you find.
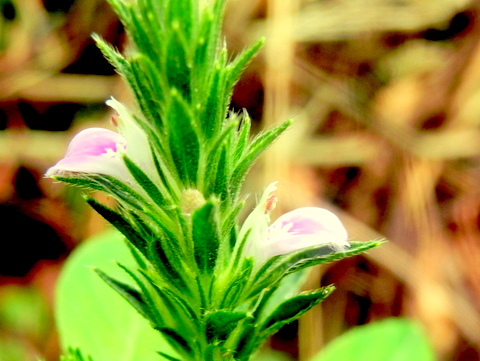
[47,0,381,360]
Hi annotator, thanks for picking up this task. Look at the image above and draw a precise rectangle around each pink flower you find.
[239,182,350,263]
[263,207,349,258]
[45,127,128,179]
[45,97,156,185]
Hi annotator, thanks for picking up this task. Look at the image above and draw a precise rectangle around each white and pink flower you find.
[45,97,156,184]
[240,182,350,263]
[264,207,349,257]
[45,127,128,179]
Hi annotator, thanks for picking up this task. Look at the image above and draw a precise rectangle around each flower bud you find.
[181,189,206,215]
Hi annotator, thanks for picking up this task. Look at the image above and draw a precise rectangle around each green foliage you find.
[206,311,249,342]
[60,349,95,361]
[245,318,435,361]
[85,197,148,255]
[0,285,49,342]
[52,0,385,360]
[123,156,170,207]
[0,337,35,361]
[93,0,276,206]
[247,241,383,299]
[311,318,436,361]
[56,230,176,361]
[262,286,335,333]
[192,201,221,274]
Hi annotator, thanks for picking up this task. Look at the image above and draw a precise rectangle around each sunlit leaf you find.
[311,318,435,361]
[56,230,176,361]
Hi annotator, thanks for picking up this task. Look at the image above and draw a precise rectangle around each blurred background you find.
[1,0,480,360]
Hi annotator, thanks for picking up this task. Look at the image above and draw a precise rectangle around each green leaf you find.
[249,240,382,298]
[226,38,264,90]
[54,174,145,211]
[220,199,244,240]
[56,230,176,361]
[284,240,383,275]
[101,264,160,322]
[194,0,225,77]
[130,55,168,127]
[155,327,194,357]
[106,0,131,32]
[206,311,248,342]
[166,0,197,42]
[85,198,147,255]
[246,119,293,159]
[232,119,294,195]
[125,241,148,270]
[233,112,251,163]
[165,28,192,99]
[167,89,201,184]
[92,34,128,76]
[60,348,95,361]
[204,117,237,167]
[232,278,331,360]
[130,10,161,62]
[218,258,254,308]
[149,143,181,196]
[128,57,164,126]
[192,201,221,273]
[145,236,190,293]
[115,263,194,332]
[311,318,435,361]
[200,53,227,138]
[123,156,169,207]
[158,352,182,361]
[145,281,200,329]
[211,145,230,201]
[261,286,335,334]
[253,270,309,324]
[137,0,166,38]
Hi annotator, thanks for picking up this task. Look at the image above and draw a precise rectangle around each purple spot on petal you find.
[65,127,126,158]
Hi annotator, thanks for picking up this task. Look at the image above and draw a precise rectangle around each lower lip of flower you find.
[45,127,128,178]
[263,207,349,256]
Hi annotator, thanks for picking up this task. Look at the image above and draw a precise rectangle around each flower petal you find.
[64,127,126,157]
[45,127,128,179]
[264,207,349,257]
[238,182,278,248]
[106,97,159,183]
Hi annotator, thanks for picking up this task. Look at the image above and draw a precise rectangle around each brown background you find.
[1,0,480,360]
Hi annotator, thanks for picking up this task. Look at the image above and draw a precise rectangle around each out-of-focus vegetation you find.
[311,318,435,361]
[55,230,174,361]
[1,0,480,360]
